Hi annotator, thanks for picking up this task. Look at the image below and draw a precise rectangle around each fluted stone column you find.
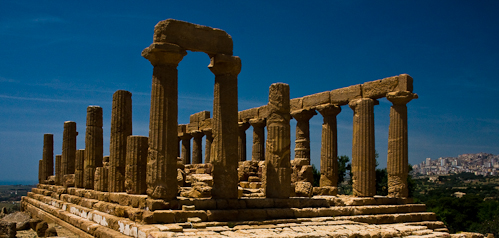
[191,131,204,164]
[249,118,265,162]
[75,149,85,188]
[42,134,54,183]
[387,91,417,198]
[84,106,103,189]
[125,136,148,194]
[179,133,192,164]
[55,155,62,186]
[264,83,291,199]
[316,104,341,188]
[291,109,316,163]
[349,98,377,197]
[94,167,108,192]
[38,160,43,184]
[203,129,213,164]
[61,121,77,177]
[238,121,250,161]
[142,43,186,199]
[209,54,241,199]
[109,90,132,192]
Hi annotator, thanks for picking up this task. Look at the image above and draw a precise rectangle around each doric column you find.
[316,104,341,188]
[191,131,204,164]
[75,149,85,188]
[42,134,54,183]
[109,90,133,192]
[349,98,377,197]
[238,121,250,161]
[208,54,241,199]
[61,121,77,177]
[264,83,291,198]
[38,160,43,184]
[142,43,186,199]
[249,118,266,162]
[125,136,148,194]
[291,109,317,163]
[179,133,192,164]
[386,91,418,197]
[203,128,213,164]
[84,106,103,189]
[55,155,62,186]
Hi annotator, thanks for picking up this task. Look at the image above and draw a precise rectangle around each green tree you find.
[311,164,320,187]
[338,155,350,184]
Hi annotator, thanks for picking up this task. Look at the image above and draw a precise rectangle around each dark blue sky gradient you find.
[1,1,498,183]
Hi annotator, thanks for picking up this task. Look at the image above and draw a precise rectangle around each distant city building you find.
[411,153,499,177]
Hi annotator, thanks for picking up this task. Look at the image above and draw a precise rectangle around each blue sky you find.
[1,1,498,184]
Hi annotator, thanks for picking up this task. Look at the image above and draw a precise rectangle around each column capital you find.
[190,130,204,139]
[290,108,317,121]
[249,118,266,127]
[386,91,418,105]
[238,121,250,131]
[178,133,192,141]
[315,103,341,117]
[208,54,241,76]
[142,43,187,66]
[348,98,379,110]
[202,128,212,137]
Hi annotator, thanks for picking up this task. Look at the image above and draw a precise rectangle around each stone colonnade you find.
[37,19,417,200]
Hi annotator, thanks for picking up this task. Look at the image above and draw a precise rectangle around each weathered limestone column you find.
[263,83,291,198]
[249,118,266,162]
[42,134,54,183]
[125,136,148,194]
[316,104,342,188]
[191,131,204,164]
[291,109,317,163]
[61,121,77,177]
[208,54,241,199]
[238,121,250,161]
[109,90,132,192]
[179,133,192,164]
[142,43,186,199]
[75,149,85,188]
[83,106,103,189]
[94,167,108,191]
[55,155,62,186]
[202,128,213,164]
[349,98,377,197]
[38,160,43,184]
[387,91,418,197]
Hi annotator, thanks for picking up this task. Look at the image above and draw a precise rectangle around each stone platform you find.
[22,184,450,237]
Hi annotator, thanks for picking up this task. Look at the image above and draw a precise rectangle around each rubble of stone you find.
[22,18,485,238]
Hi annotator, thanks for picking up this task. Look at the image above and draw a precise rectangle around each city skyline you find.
[1,1,498,183]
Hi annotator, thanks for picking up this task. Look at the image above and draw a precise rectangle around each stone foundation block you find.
[146,199,169,211]
[245,198,274,209]
[267,208,295,219]
[206,210,238,222]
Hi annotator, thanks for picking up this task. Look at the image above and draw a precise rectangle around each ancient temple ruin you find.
[22,19,453,237]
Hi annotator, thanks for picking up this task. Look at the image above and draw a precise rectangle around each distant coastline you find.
[0,180,37,186]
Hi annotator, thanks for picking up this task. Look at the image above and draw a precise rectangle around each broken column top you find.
[152,19,233,56]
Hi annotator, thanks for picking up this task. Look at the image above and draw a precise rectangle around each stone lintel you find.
[153,19,233,56]
[238,107,259,122]
[302,91,330,109]
[330,85,362,106]
[290,98,304,111]
[362,74,414,99]
[199,118,212,131]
